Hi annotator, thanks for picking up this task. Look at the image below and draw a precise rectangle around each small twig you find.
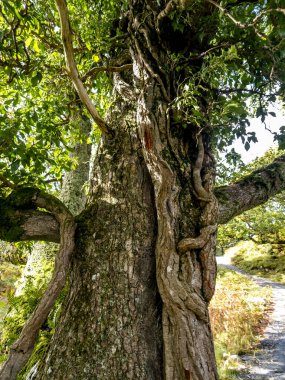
[187,43,230,61]
[55,0,111,137]
[206,0,276,42]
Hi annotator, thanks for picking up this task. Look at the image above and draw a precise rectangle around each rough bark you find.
[1,1,285,379]
[0,199,59,243]
[133,65,218,380]
[30,87,162,379]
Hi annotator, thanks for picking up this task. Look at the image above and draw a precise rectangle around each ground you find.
[217,252,285,379]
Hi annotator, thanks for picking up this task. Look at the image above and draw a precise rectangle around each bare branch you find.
[216,155,285,224]
[0,188,75,380]
[20,211,60,242]
[0,187,60,242]
[55,0,111,136]
[206,0,276,41]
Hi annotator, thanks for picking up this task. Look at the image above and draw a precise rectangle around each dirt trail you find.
[217,253,285,379]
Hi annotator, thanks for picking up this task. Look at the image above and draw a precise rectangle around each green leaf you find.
[25,36,33,48]
[11,160,20,173]
[31,72,43,86]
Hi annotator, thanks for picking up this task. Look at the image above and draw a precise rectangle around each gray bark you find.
[34,94,163,379]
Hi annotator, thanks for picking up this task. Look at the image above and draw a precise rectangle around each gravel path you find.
[217,254,285,379]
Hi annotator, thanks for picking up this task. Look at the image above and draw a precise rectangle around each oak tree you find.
[1,0,285,379]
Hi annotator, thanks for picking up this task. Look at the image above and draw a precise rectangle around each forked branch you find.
[55,0,111,136]
[0,188,76,380]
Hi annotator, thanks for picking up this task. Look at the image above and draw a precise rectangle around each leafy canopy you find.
[0,0,285,191]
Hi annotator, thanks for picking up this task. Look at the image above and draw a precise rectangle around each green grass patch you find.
[210,267,271,380]
[231,241,285,284]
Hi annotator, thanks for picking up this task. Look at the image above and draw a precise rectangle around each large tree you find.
[1,0,285,379]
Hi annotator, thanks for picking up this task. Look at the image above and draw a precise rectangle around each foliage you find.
[0,262,22,298]
[0,261,22,341]
[0,241,31,265]
[0,258,55,365]
[0,0,285,377]
[231,241,285,284]
[0,0,116,191]
[210,267,271,380]
[0,0,285,193]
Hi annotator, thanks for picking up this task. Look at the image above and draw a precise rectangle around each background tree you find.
[0,1,285,379]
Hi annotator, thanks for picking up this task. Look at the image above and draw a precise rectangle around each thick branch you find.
[81,63,132,82]
[0,196,60,243]
[216,155,285,224]
[55,0,111,136]
[0,187,75,380]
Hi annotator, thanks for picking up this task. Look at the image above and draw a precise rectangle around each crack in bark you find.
[136,76,218,378]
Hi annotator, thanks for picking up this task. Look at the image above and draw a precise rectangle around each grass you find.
[231,241,285,284]
[210,267,271,380]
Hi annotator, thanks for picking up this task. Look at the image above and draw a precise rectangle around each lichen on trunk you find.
[33,91,163,379]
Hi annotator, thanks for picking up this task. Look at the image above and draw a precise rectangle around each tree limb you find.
[55,0,111,136]
[0,195,60,243]
[81,63,133,82]
[0,187,76,380]
[216,155,285,224]
[206,0,274,41]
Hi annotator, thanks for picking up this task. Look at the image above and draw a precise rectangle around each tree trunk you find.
[33,94,163,379]
[32,3,218,377]
[31,62,218,379]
